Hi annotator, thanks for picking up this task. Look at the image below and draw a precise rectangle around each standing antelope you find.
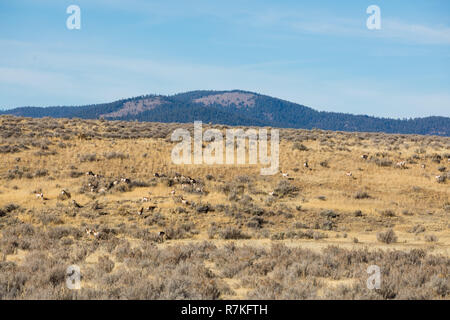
[61,190,71,198]
[396,161,407,168]
[157,231,170,243]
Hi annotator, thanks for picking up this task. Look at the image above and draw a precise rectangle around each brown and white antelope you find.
[396,161,407,168]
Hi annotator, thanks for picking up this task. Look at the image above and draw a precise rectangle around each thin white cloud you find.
[383,20,450,45]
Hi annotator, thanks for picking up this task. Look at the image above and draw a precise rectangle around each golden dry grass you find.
[0,116,448,299]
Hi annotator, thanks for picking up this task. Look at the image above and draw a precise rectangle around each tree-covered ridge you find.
[1,90,449,136]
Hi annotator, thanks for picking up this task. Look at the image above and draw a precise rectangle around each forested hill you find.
[1,90,449,136]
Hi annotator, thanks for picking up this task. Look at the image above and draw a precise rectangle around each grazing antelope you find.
[142,197,150,202]
[181,199,190,205]
[72,200,83,208]
[345,172,353,177]
[113,180,119,185]
[61,190,71,199]
[154,173,166,178]
[137,207,144,216]
[303,162,309,168]
[85,227,93,235]
[93,230,101,238]
[35,192,44,200]
[86,171,95,176]
[121,178,131,184]
[170,190,176,195]
[281,172,289,178]
[421,164,426,169]
[436,175,446,183]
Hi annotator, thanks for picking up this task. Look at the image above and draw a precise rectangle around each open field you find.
[0,115,448,299]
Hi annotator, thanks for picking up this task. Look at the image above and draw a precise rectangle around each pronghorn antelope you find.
[361,154,369,160]
[181,198,190,205]
[281,172,289,178]
[121,178,131,184]
[195,187,204,193]
[60,190,71,199]
[396,161,407,169]
[421,164,426,169]
[345,172,353,177]
[303,162,309,168]
[154,172,167,178]
[137,207,144,216]
[436,175,446,183]
[35,192,44,199]
[72,200,83,208]
[142,197,150,202]
[147,205,157,212]
[170,190,176,195]
[157,231,165,243]
[85,228,101,238]
[86,171,95,176]
[157,231,170,243]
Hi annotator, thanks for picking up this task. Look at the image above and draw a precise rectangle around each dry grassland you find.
[0,116,448,299]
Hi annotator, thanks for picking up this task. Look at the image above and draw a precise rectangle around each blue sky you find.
[0,0,449,118]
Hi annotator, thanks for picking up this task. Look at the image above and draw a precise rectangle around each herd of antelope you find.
[31,152,447,244]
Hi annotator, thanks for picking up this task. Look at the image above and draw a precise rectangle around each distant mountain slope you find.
[1,90,449,136]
